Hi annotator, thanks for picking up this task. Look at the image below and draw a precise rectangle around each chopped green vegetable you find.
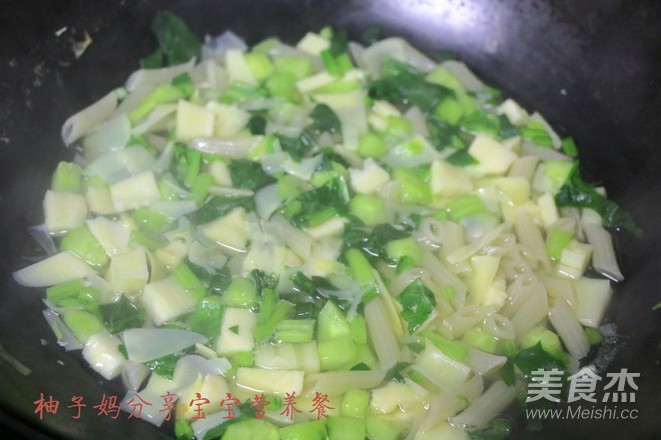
[187,195,254,224]
[172,73,195,97]
[445,195,486,222]
[521,120,553,147]
[228,159,276,190]
[555,163,642,236]
[141,11,201,68]
[396,279,436,334]
[561,136,578,157]
[308,104,342,134]
[170,142,202,188]
[99,295,145,335]
[172,263,207,300]
[343,222,411,262]
[62,309,104,344]
[460,109,500,137]
[546,227,574,260]
[52,162,83,193]
[279,272,330,319]
[275,319,315,343]
[221,81,269,103]
[469,418,513,440]
[446,148,479,166]
[248,115,267,135]
[185,296,224,339]
[129,85,184,122]
[584,327,603,345]
[424,331,468,362]
[369,57,451,112]
[59,226,109,268]
[384,361,411,382]
[500,341,566,386]
[144,352,185,380]
[131,206,172,233]
[284,176,350,227]
[253,300,294,342]
[276,132,317,162]
[251,269,279,293]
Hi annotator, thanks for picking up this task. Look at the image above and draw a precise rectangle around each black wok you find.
[1,1,660,439]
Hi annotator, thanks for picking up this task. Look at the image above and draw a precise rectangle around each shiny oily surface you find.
[1,1,660,439]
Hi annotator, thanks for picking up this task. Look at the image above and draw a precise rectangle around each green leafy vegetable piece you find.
[521,122,553,147]
[468,418,513,440]
[144,352,185,380]
[384,362,411,382]
[555,163,642,236]
[498,358,517,386]
[172,73,195,97]
[426,116,467,151]
[99,295,145,335]
[170,142,201,188]
[510,341,566,380]
[185,296,224,339]
[320,28,353,76]
[279,272,329,319]
[275,106,340,162]
[350,362,371,371]
[253,300,294,342]
[140,49,164,69]
[369,57,451,112]
[460,109,500,137]
[187,195,254,225]
[285,176,350,227]
[291,272,338,295]
[186,262,233,296]
[343,223,411,261]
[250,269,278,293]
[207,268,233,294]
[497,114,519,139]
[308,104,342,134]
[327,28,349,56]
[317,147,350,170]
[395,279,436,334]
[396,255,416,273]
[142,11,201,68]
[248,115,267,135]
[228,159,276,190]
[118,344,129,360]
[446,149,479,166]
[482,86,503,106]
[276,131,317,162]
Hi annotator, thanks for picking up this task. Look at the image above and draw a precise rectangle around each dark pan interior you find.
[1,1,660,439]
